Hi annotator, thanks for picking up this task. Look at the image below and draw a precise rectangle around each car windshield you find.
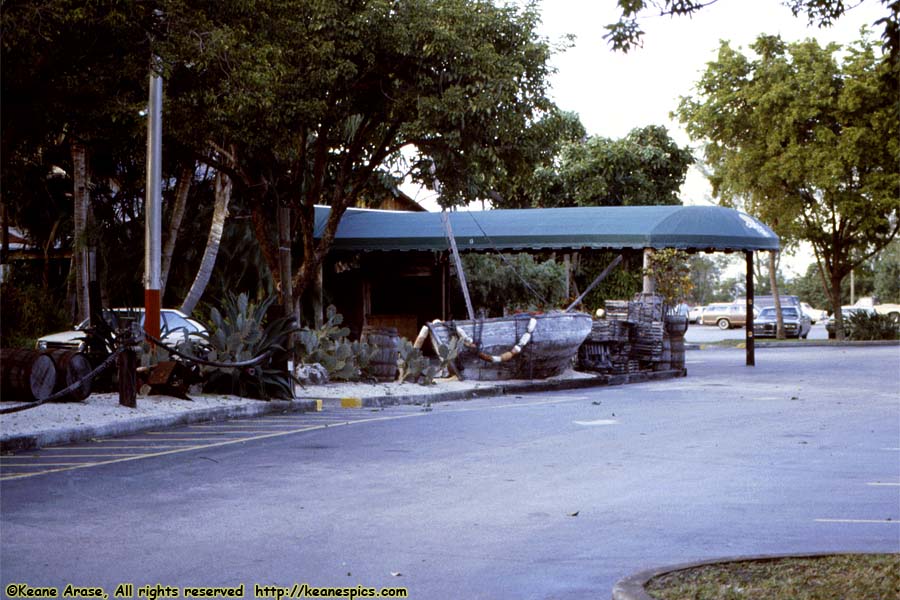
[760,308,799,318]
[75,310,146,330]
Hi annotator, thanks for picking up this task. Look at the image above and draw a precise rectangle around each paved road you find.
[2,346,898,599]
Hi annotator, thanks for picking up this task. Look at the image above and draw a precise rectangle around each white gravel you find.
[1,370,595,441]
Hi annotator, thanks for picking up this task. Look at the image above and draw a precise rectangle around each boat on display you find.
[428,311,593,381]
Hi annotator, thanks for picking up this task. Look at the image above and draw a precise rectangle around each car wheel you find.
[717,318,730,330]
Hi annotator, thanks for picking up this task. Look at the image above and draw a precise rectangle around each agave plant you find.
[199,292,298,399]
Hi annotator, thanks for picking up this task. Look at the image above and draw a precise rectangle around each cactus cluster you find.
[396,336,460,385]
[296,305,379,381]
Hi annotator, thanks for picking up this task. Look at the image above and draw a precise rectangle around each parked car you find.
[800,302,828,324]
[36,308,208,352]
[825,307,877,339]
[688,305,706,324]
[700,303,757,329]
[852,297,900,322]
[753,306,812,339]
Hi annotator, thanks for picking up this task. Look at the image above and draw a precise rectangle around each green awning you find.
[315,205,780,252]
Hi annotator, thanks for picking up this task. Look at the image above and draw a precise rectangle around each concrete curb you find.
[310,369,687,409]
[689,340,900,350]
[1,370,688,450]
[611,551,891,600]
[0,398,319,452]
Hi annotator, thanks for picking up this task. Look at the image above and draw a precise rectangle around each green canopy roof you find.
[315,205,779,252]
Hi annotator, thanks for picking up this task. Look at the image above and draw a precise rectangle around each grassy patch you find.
[646,554,900,600]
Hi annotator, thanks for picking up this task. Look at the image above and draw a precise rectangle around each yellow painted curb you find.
[340,397,363,409]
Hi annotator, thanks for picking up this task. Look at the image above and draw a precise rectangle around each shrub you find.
[844,311,899,341]
[199,293,298,399]
[0,268,69,348]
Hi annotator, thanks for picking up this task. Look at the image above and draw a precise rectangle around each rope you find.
[0,348,124,415]
[142,332,273,369]
[464,210,551,307]
[1,332,275,415]
[453,316,538,363]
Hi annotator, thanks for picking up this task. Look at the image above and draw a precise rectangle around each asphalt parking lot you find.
[1,345,898,599]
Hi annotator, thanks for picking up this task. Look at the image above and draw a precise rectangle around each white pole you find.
[145,61,163,338]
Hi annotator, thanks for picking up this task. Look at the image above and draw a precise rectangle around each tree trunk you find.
[180,170,231,315]
[769,251,784,339]
[160,164,194,296]
[71,141,91,323]
[830,273,845,340]
[42,218,62,291]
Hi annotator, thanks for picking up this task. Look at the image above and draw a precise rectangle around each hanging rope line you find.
[142,332,273,369]
[463,210,552,307]
[452,316,538,363]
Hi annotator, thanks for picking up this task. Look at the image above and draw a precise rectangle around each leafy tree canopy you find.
[605,0,899,63]
[675,31,899,330]
[492,124,693,208]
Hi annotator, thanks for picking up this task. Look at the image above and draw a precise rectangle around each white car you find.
[688,305,705,323]
[36,308,207,352]
[800,302,828,324]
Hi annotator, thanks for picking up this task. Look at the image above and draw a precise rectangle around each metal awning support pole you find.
[566,254,624,312]
[745,250,755,367]
[442,211,475,321]
[642,248,656,294]
[144,59,163,342]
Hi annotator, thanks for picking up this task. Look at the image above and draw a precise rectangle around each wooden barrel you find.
[656,338,672,371]
[670,337,686,370]
[665,315,689,338]
[362,326,399,381]
[44,349,92,402]
[1,348,57,402]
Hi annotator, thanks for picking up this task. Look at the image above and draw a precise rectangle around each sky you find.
[407,0,888,278]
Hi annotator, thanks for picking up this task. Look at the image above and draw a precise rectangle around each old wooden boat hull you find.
[430,312,592,381]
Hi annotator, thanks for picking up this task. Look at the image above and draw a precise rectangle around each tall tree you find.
[675,32,900,338]
[604,0,899,63]
[491,125,693,209]
[158,0,559,322]
[2,1,153,319]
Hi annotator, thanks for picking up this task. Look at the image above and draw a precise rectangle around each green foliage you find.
[4,0,562,317]
[688,254,740,305]
[676,31,900,318]
[296,305,378,381]
[0,266,70,349]
[200,293,298,400]
[604,0,899,60]
[492,125,693,209]
[573,251,642,313]
[645,249,693,306]
[460,253,567,317]
[844,311,900,341]
[873,241,900,303]
[396,338,441,385]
